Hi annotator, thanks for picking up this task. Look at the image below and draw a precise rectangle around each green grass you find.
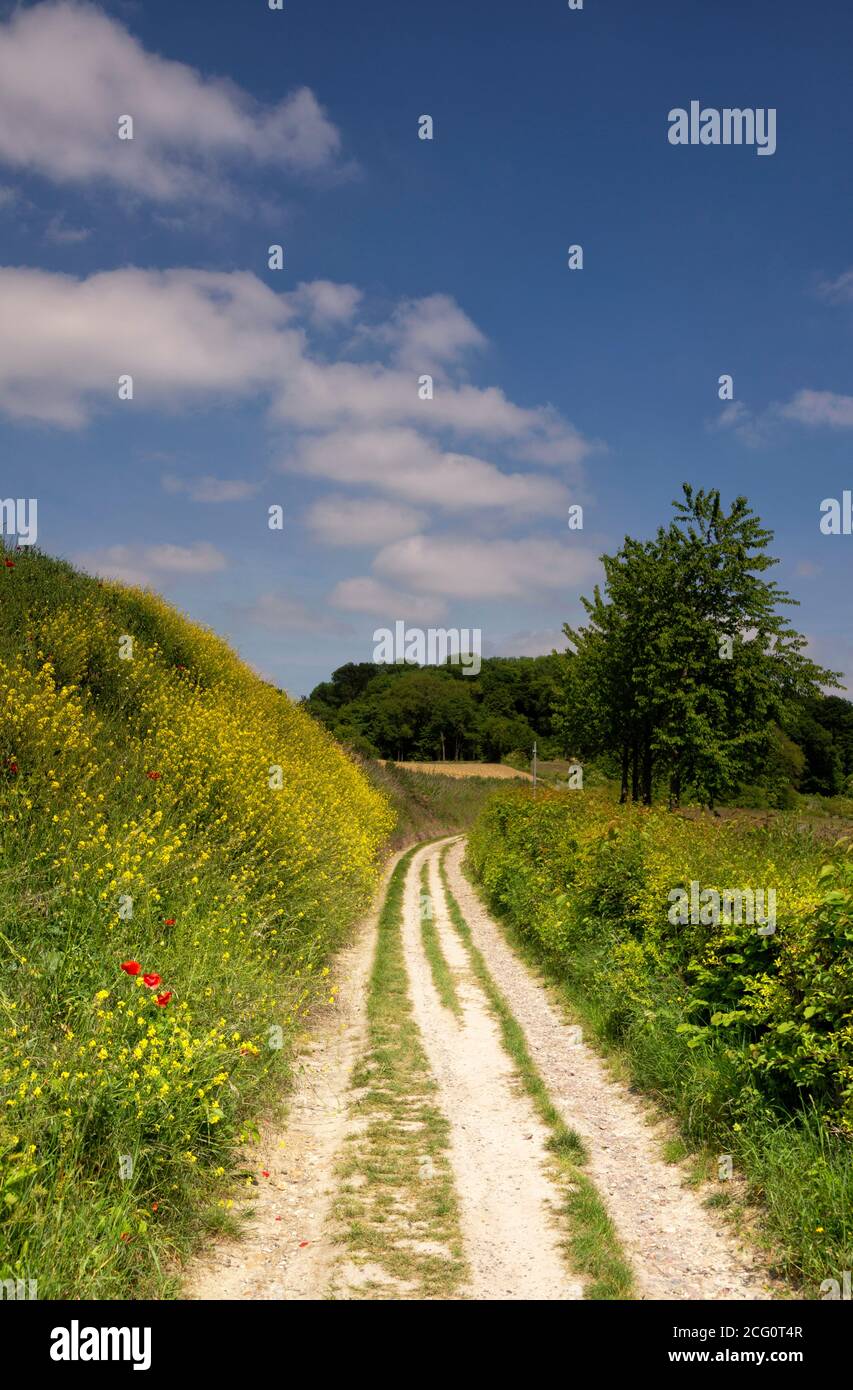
[331,848,467,1298]
[438,846,635,1300]
[417,861,462,1017]
[360,761,512,847]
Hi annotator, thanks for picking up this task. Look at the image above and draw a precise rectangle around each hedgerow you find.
[468,788,853,1290]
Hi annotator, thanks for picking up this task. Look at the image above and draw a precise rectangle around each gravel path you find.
[401,843,582,1300]
[443,837,772,1300]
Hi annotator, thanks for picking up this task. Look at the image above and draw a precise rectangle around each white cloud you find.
[486,628,569,658]
[162,473,259,502]
[329,576,446,624]
[74,540,227,587]
[290,280,363,325]
[273,353,592,462]
[372,534,601,600]
[0,269,596,513]
[305,495,426,546]
[0,1,343,205]
[243,593,350,636]
[0,269,595,481]
[781,389,853,428]
[0,266,298,425]
[290,428,568,514]
[378,293,486,370]
[145,542,227,573]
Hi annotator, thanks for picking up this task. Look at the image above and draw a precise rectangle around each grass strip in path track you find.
[418,860,463,1018]
[331,845,467,1299]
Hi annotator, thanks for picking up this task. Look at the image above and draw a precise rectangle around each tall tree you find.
[556,485,839,806]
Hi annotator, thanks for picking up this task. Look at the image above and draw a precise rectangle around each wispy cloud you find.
[781,389,853,428]
[485,628,569,658]
[74,540,227,588]
[43,211,91,245]
[162,474,260,503]
[817,269,853,304]
[305,495,427,547]
[243,593,351,636]
[329,576,446,624]
[371,534,601,601]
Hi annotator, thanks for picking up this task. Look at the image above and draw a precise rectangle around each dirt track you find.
[183,837,772,1301]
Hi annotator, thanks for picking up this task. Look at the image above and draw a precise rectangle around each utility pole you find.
[532,740,537,799]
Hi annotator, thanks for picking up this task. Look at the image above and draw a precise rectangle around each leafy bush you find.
[468,788,853,1288]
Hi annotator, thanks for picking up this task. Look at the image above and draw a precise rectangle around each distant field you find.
[363,760,521,848]
[379,760,533,781]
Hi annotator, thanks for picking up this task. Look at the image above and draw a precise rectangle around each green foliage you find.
[555,485,838,807]
[468,789,853,1288]
[304,655,563,763]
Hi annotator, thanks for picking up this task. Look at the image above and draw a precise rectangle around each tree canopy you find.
[555,485,839,806]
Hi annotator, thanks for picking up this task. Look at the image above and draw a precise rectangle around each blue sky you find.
[1,0,852,695]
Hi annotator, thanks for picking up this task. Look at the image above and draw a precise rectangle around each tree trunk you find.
[642,730,653,805]
[619,742,629,804]
[668,763,681,810]
[631,739,640,802]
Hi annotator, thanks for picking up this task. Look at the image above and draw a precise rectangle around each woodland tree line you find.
[304,487,853,808]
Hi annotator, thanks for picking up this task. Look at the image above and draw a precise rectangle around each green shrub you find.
[468,788,853,1290]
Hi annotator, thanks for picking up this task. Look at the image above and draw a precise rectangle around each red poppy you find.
[163,917,175,926]
[155,991,172,1007]
[4,560,14,569]
[8,761,17,775]
[143,973,161,989]
[120,960,141,976]
[299,1241,310,1248]
[261,1170,270,1178]
[146,770,161,781]
[151,1202,159,1212]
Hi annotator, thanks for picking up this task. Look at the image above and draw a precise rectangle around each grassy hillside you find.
[0,549,392,1297]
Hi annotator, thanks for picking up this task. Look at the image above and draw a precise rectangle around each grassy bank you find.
[467,789,853,1294]
[0,550,392,1297]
